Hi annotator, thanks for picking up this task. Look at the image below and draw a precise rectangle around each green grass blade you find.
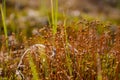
[51,0,58,35]
[0,4,8,48]
[28,54,39,80]
[66,52,73,77]
[3,0,6,18]
[51,0,55,35]
[54,0,58,34]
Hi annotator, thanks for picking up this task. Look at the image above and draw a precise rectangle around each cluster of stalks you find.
[1,19,120,80]
[0,0,120,80]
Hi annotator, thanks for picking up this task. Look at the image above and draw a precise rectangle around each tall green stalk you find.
[28,54,39,80]
[40,53,49,79]
[54,0,58,34]
[63,12,73,77]
[63,13,68,45]
[50,0,58,35]
[0,0,8,48]
[51,0,55,35]
[3,0,6,17]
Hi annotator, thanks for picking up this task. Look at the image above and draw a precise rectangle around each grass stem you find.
[0,2,8,48]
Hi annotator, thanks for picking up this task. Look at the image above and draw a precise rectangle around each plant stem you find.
[54,0,58,34]
[0,3,8,48]
[51,0,55,35]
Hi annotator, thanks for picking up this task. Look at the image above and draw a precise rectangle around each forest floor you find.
[0,0,120,80]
